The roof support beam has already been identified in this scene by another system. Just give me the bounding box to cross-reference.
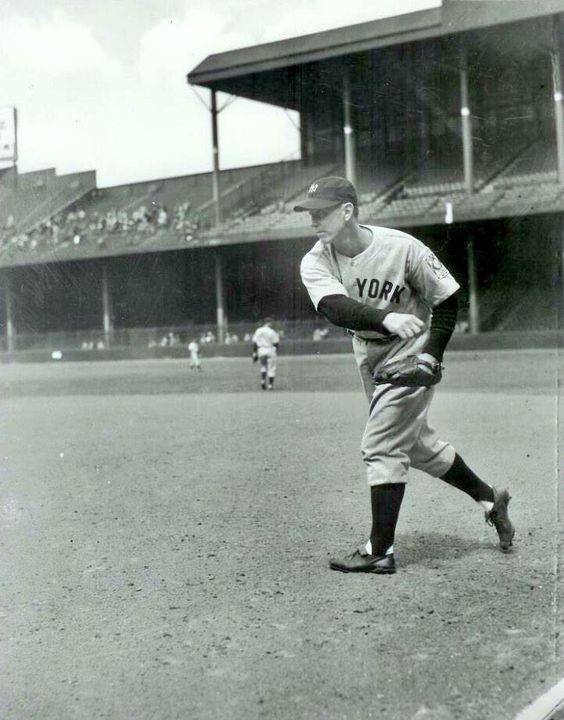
[460,46,475,194]
[560,215,564,320]
[466,237,480,333]
[342,69,357,187]
[551,15,564,184]
[3,271,15,352]
[211,90,222,225]
[214,251,226,345]
[101,263,113,348]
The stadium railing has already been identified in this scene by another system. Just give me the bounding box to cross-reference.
[18,171,97,234]
[4,319,339,353]
[196,159,301,228]
[2,313,475,354]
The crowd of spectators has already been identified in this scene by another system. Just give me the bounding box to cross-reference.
[0,197,201,255]
[147,329,245,349]
[192,330,242,345]
[312,327,330,341]
[81,339,107,350]
[145,327,297,349]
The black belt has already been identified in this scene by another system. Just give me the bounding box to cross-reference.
[354,333,395,344]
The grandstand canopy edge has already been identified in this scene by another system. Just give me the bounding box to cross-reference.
[187,1,564,108]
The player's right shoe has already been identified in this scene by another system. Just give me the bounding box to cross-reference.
[329,544,396,574]
[485,487,515,553]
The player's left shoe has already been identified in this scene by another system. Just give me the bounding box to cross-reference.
[329,544,396,574]
[485,487,515,553]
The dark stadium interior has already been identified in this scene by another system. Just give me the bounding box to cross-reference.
[0,213,559,349]
[0,0,563,355]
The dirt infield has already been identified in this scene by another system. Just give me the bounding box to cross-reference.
[0,350,561,720]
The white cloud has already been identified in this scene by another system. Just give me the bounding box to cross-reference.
[134,3,300,182]
[138,5,255,91]
[0,12,121,78]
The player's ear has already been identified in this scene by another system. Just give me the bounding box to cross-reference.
[343,202,355,222]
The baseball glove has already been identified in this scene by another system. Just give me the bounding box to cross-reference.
[252,352,258,363]
[373,355,442,388]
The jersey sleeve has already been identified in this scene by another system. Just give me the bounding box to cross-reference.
[300,251,348,310]
[407,240,460,308]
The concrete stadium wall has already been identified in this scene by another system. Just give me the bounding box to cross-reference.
[1,330,561,364]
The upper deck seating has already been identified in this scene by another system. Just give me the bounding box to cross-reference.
[489,141,558,188]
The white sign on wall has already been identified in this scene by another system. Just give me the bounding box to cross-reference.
[0,107,17,163]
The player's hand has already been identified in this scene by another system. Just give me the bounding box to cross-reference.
[382,312,425,339]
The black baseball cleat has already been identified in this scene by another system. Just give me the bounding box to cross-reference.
[485,487,515,553]
[330,544,396,574]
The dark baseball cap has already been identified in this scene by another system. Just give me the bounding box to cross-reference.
[294,176,358,212]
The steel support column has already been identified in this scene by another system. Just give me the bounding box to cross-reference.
[460,48,474,194]
[342,69,357,187]
[101,264,113,347]
[4,272,15,352]
[211,90,222,226]
[466,238,480,334]
[560,214,564,329]
[214,252,226,344]
[552,16,564,184]
[300,112,314,165]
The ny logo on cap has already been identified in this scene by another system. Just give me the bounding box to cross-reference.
[309,182,319,194]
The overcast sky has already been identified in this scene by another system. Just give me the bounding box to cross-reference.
[2,0,441,187]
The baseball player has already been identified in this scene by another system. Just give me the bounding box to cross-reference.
[187,339,202,370]
[252,318,280,390]
[296,176,514,574]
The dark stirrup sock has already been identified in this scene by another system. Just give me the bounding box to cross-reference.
[369,483,406,557]
[440,453,494,503]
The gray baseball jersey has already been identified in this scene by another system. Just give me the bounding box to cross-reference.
[252,325,280,353]
[300,225,459,348]
[252,324,279,378]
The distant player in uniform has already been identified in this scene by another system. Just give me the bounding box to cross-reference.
[252,318,280,390]
[296,176,514,574]
[187,339,202,370]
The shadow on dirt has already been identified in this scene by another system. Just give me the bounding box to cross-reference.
[397,532,491,568]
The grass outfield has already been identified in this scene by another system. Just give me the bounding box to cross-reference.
[0,350,561,720]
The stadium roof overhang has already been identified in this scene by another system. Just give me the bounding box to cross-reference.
[187,0,564,110]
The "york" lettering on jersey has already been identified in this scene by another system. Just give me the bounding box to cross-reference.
[355,277,406,304]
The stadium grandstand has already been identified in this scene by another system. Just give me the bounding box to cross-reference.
[0,0,563,358]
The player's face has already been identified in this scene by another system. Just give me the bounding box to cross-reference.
[309,204,349,244]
